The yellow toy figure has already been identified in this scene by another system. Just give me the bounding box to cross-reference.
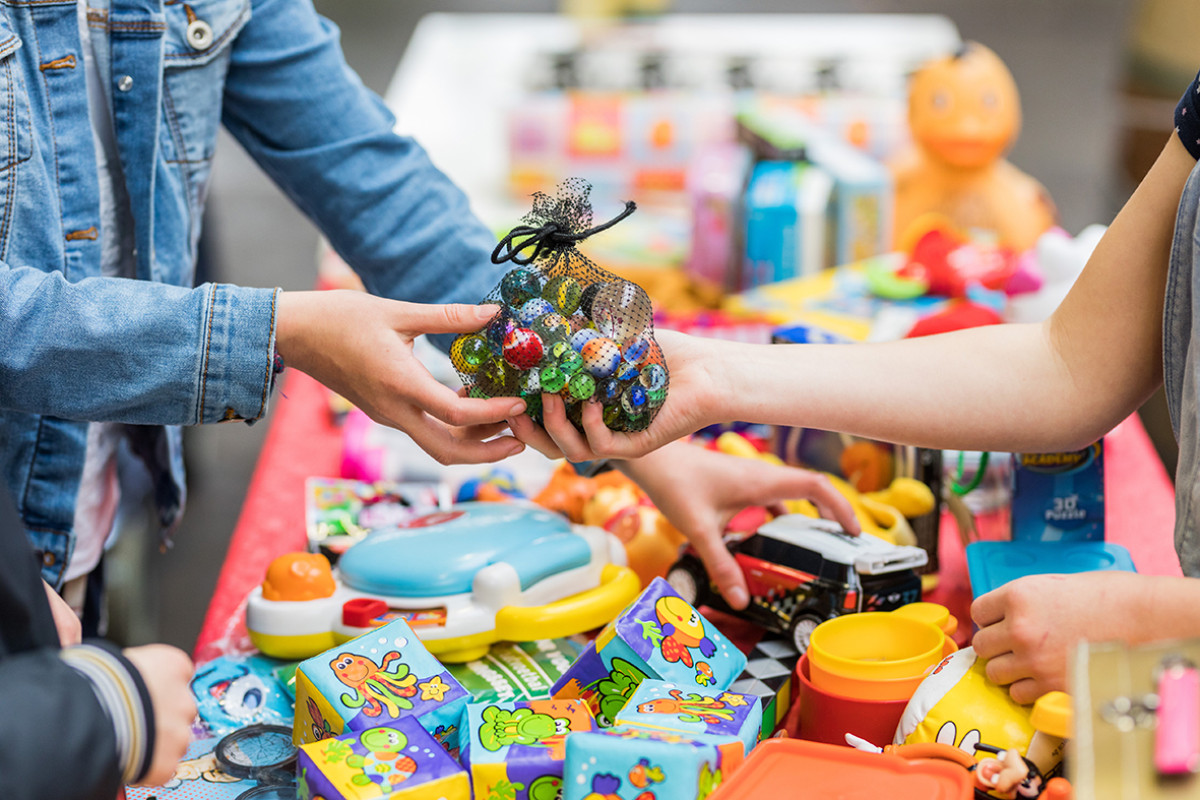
[891,42,1057,252]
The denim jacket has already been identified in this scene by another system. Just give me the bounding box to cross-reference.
[0,0,502,586]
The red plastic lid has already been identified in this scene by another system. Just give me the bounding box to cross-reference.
[342,597,388,628]
[710,738,974,800]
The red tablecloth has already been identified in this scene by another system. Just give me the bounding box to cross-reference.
[195,370,1181,661]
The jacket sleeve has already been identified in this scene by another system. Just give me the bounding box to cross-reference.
[0,265,278,424]
[0,643,156,799]
[219,0,506,351]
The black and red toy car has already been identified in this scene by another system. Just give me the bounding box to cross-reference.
[666,515,927,652]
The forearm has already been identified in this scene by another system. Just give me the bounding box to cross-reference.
[1131,576,1200,645]
[700,136,1196,453]
[701,324,1081,453]
[615,439,688,483]
[0,267,277,425]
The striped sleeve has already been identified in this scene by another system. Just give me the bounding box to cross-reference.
[59,642,155,785]
[1175,69,1200,160]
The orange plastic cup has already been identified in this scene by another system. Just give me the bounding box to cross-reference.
[807,612,945,701]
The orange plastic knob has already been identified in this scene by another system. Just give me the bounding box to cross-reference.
[262,552,335,601]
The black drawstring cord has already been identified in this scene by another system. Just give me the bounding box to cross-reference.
[491,201,637,265]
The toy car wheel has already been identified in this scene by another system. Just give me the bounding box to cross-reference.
[666,558,707,606]
[789,613,823,654]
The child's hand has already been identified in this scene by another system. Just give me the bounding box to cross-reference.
[970,571,1149,704]
[123,644,196,787]
[509,329,720,462]
[42,579,81,646]
[276,291,525,466]
[621,441,860,610]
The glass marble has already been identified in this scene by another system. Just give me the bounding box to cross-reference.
[597,378,623,405]
[518,297,555,327]
[615,361,640,382]
[602,404,624,430]
[499,267,543,308]
[645,386,667,407]
[592,280,653,341]
[621,335,650,364]
[521,368,541,395]
[558,349,584,376]
[543,274,583,316]
[581,337,621,378]
[570,314,596,333]
[639,362,668,391]
[523,393,543,422]
[568,372,596,400]
[451,334,489,373]
[481,358,518,394]
[569,327,600,353]
[550,341,573,360]
[539,365,567,394]
[621,384,648,416]
[502,328,544,370]
[486,315,516,353]
[531,312,570,346]
[625,411,651,432]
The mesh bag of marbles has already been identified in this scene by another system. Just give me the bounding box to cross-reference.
[449,179,668,433]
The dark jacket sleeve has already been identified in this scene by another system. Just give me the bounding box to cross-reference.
[0,648,124,799]
[0,488,154,796]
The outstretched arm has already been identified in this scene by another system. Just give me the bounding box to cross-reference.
[525,135,1195,461]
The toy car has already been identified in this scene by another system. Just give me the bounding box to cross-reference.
[247,502,640,663]
[666,515,927,652]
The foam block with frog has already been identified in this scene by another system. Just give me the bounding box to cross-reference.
[460,698,596,800]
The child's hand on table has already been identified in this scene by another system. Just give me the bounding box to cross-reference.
[619,442,860,610]
[123,644,197,787]
[970,571,1151,704]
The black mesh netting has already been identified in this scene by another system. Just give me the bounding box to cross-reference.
[449,179,669,433]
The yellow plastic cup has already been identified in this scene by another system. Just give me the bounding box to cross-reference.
[893,601,960,657]
[892,601,958,637]
[807,612,945,701]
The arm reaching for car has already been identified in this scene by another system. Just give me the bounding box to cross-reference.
[617,441,860,610]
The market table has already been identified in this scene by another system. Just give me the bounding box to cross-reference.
[194,368,1180,664]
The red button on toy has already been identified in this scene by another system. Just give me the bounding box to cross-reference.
[342,597,388,628]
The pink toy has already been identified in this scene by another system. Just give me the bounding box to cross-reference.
[1155,657,1200,776]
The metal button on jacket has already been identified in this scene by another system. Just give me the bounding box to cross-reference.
[187,19,214,51]
[117,75,133,92]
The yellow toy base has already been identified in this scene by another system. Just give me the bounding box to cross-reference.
[421,564,641,663]
[248,629,336,662]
